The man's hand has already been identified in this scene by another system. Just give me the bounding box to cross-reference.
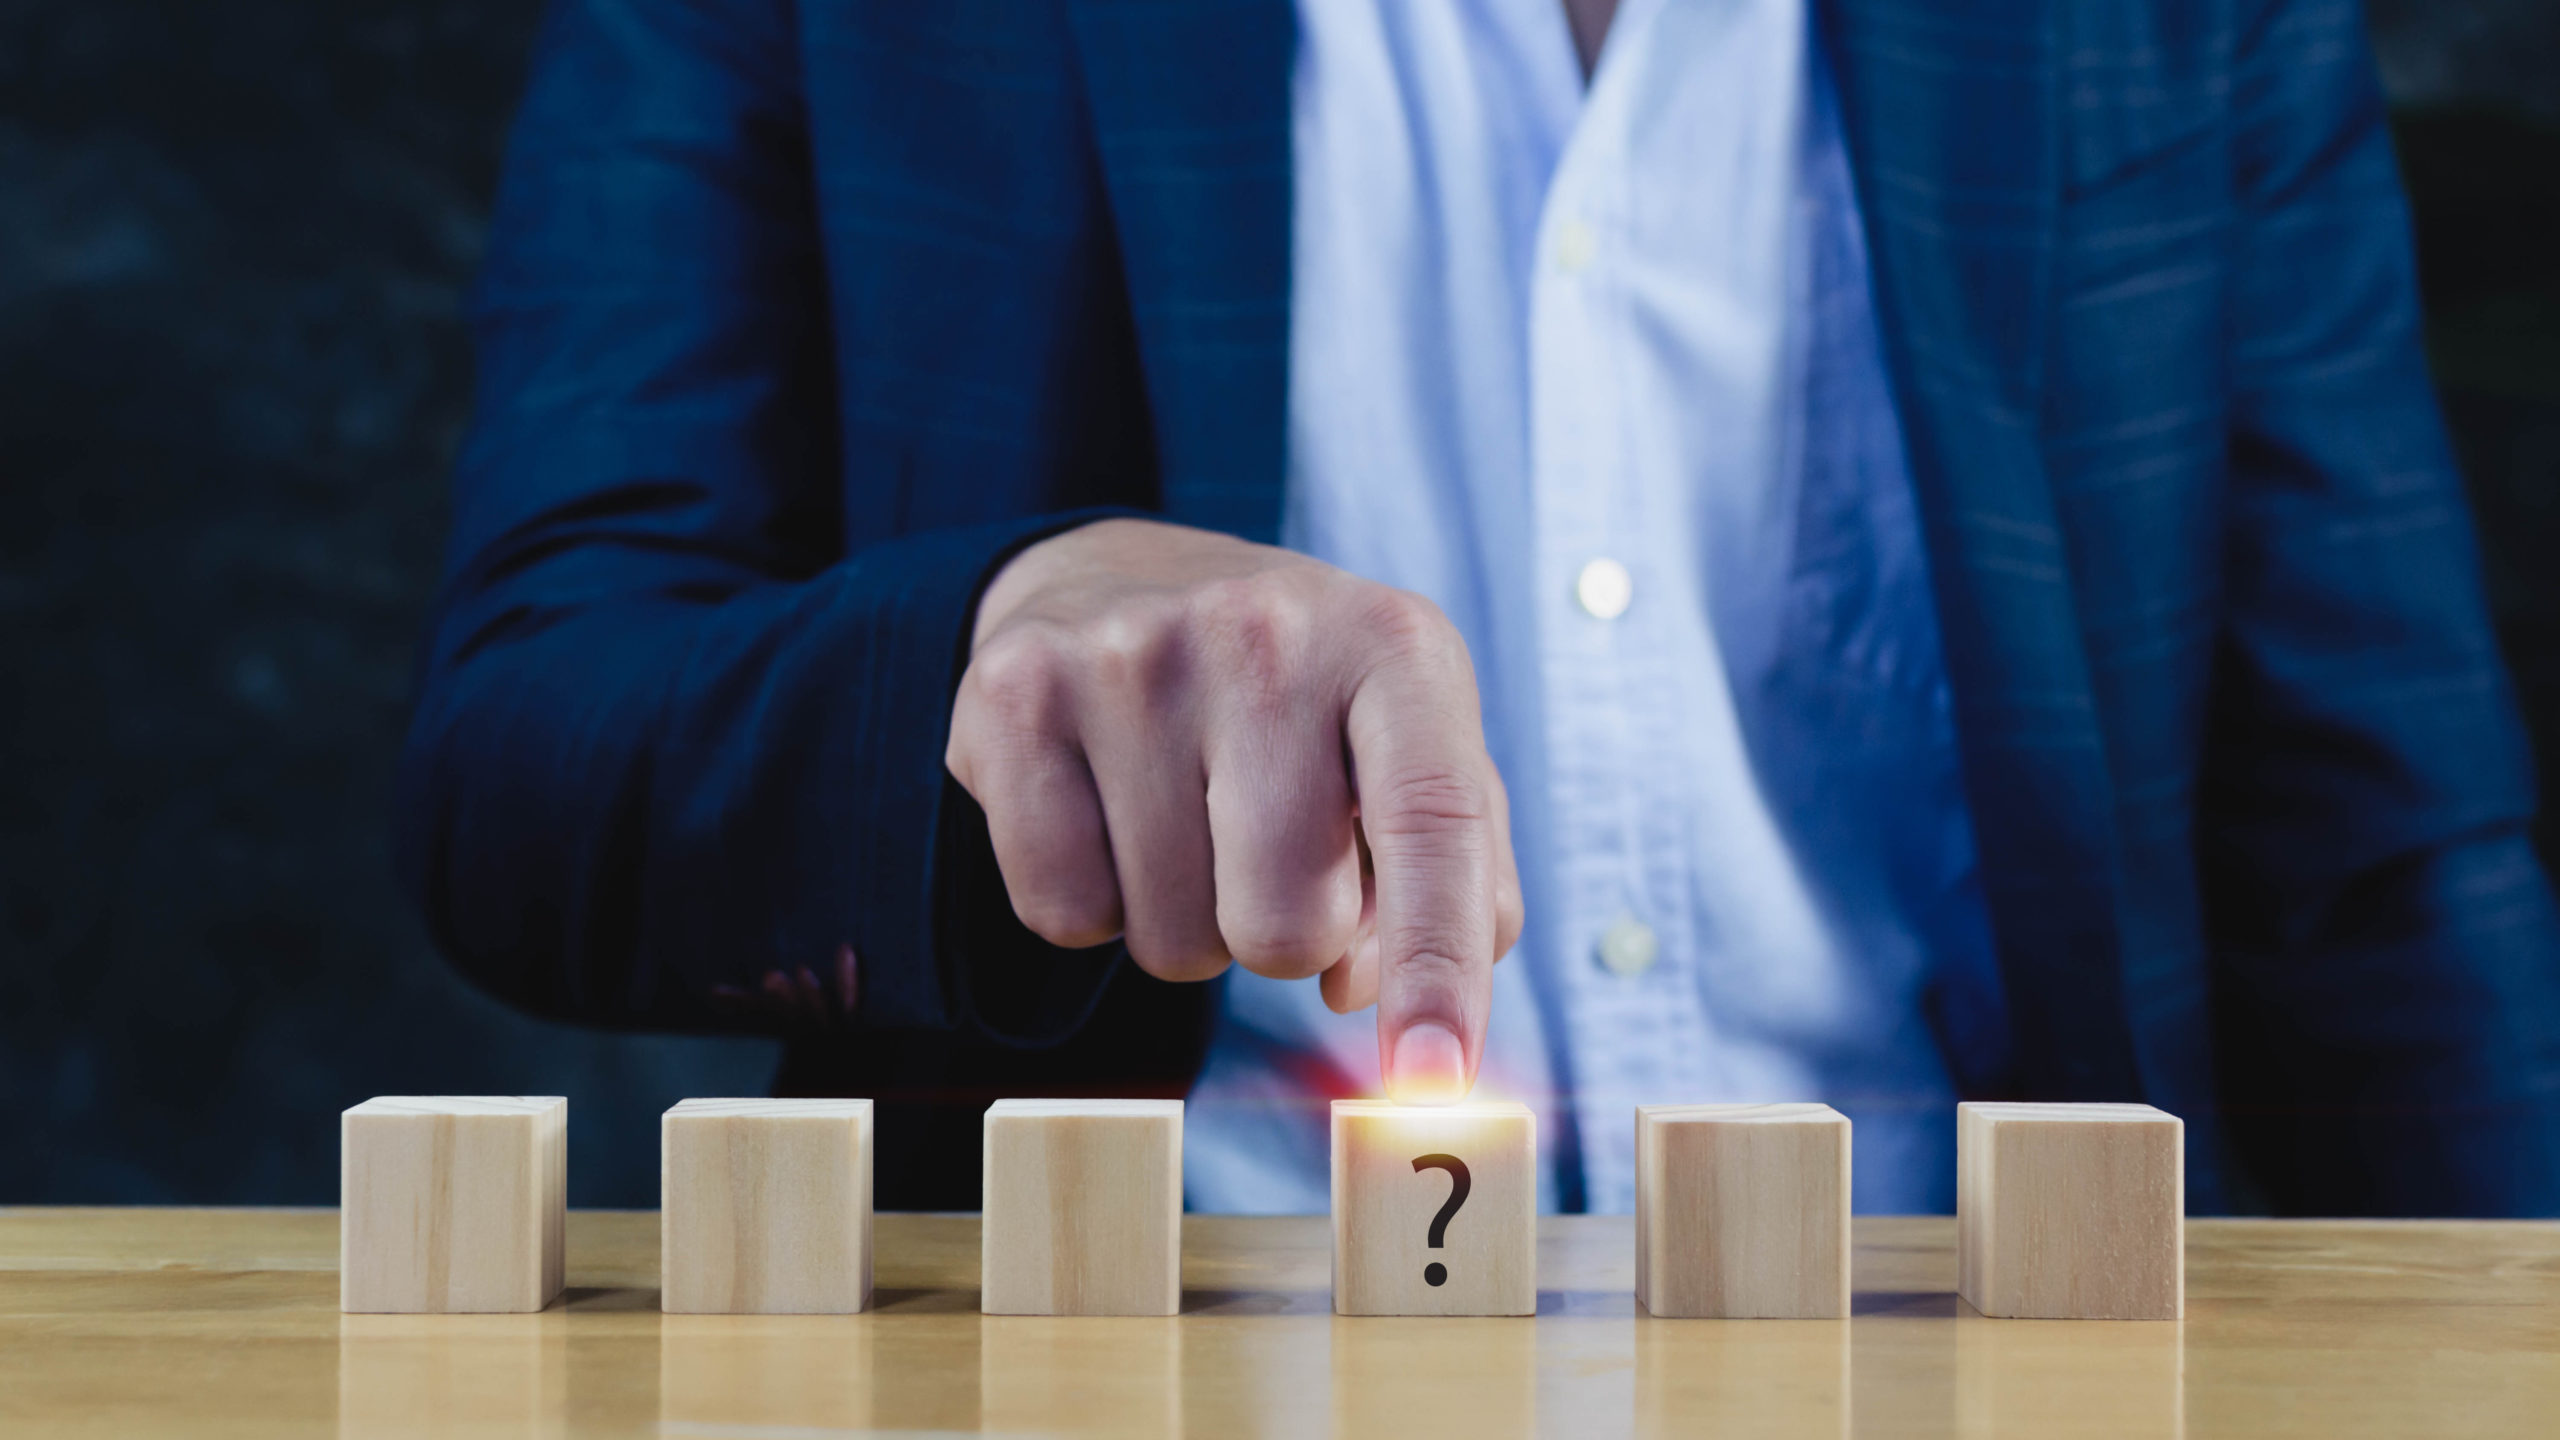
[946,519,1523,1102]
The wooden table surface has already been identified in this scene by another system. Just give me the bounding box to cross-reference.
[2,1209,2554,1437]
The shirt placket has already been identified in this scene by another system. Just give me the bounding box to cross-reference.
[1527,126,1718,1215]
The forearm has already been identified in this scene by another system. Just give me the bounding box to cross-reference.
[395,512,1112,1035]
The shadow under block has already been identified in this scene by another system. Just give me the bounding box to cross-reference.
[662,1098,874,1314]
[980,1098,1182,1316]
[1957,1102,2184,1320]
[1635,1102,1850,1318]
[339,1096,566,1313]
[1331,1100,1535,1316]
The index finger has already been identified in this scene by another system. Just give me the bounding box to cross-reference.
[1341,613,1505,1106]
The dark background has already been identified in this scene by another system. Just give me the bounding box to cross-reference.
[3,0,2555,1208]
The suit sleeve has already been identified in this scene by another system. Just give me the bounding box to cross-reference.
[394,0,1110,1037]
[2202,0,2560,1214]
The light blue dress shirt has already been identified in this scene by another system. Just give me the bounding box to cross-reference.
[1185,0,2008,1215]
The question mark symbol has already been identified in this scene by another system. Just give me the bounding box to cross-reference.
[1411,1154,1471,1286]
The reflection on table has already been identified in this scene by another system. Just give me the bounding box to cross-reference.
[0,1210,2548,1437]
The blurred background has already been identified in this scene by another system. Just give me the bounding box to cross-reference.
[2,0,2555,1207]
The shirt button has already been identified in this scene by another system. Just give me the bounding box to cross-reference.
[1596,913,1659,977]
[1554,219,1598,273]
[1575,557,1632,619]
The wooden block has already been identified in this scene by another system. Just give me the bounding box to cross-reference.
[340,1096,566,1313]
[1957,1102,2184,1320]
[661,1098,874,1314]
[1331,1100,1535,1316]
[980,1098,1183,1316]
[1635,1102,1850,1318]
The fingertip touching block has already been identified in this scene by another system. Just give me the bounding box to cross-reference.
[1331,1100,1535,1316]
[1957,1102,2184,1320]
[1636,1102,1850,1318]
[980,1098,1183,1316]
[662,1098,875,1314]
[340,1096,567,1313]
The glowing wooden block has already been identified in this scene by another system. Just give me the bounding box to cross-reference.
[980,1098,1183,1316]
[1636,1102,1850,1318]
[661,1098,874,1314]
[340,1096,566,1313]
[1331,1100,1535,1316]
[1958,1102,2184,1320]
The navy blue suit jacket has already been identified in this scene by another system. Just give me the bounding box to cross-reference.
[399,0,2560,1213]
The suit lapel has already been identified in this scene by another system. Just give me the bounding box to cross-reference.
[1820,0,2145,1099]
[1066,0,1294,543]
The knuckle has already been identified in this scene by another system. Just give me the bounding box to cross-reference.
[965,625,1073,726]
[1011,889,1121,952]
[1397,947,1468,983]
[1117,886,1231,983]
[1388,948,1473,1006]
[1192,578,1309,696]
[1088,599,1188,695]
[1366,763,1493,838]
[1222,914,1341,979]
[1357,586,1458,663]
[1125,937,1232,985]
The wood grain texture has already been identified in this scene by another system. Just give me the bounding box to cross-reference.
[660,1098,872,1314]
[1636,1101,1850,1318]
[6,1210,2560,1436]
[338,1097,564,1314]
[980,1098,1181,1316]
[1331,1100,1535,1316]
[1958,1101,2184,1320]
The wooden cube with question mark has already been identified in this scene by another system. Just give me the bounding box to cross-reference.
[1330,1100,1536,1316]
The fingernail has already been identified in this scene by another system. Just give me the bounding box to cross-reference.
[1388,1022,1469,1105]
